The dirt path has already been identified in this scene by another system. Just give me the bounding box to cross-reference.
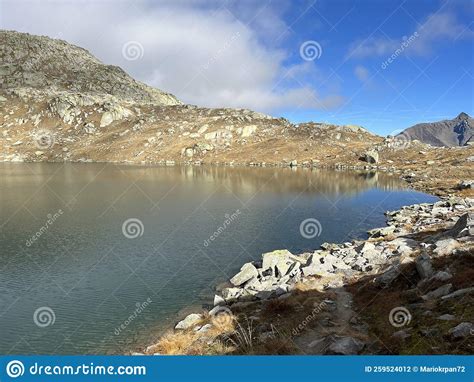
[293,287,367,354]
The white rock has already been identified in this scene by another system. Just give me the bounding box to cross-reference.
[230,262,259,286]
[175,313,202,330]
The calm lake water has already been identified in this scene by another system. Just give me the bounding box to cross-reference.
[0,163,437,354]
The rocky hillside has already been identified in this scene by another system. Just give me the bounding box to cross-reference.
[397,113,473,147]
[0,31,379,166]
[0,30,180,105]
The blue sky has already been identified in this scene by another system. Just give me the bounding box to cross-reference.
[1,0,473,135]
[271,0,474,134]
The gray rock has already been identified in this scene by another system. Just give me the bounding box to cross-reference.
[388,237,418,256]
[363,150,379,164]
[392,329,412,340]
[415,253,434,279]
[422,284,452,300]
[433,238,459,256]
[213,294,225,306]
[230,262,259,286]
[449,322,473,339]
[261,249,300,277]
[368,225,396,238]
[175,313,202,330]
[441,287,474,300]
[458,180,473,190]
[445,213,473,238]
[437,314,455,321]
[221,287,242,302]
[431,271,452,282]
[374,264,400,287]
[326,336,364,355]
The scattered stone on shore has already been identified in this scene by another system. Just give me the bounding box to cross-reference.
[159,196,473,355]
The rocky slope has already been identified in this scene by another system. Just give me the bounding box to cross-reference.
[1,30,180,105]
[397,112,473,147]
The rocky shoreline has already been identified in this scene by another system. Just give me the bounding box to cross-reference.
[142,195,473,355]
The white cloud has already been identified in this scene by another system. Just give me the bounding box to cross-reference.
[354,65,369,81]
[348,11,472,59]
[1,0,343,113]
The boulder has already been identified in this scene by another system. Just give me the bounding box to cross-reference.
[444,213,473,238]
[437,314,455,321]
[457,180,473,190]
[441,287,474,300]
[241,125,257,138]
[363,150,379,164]
[230,262,259,286]
[415,253,434,279]
[422,284,452,300]
[368,225,395,238]
[391,329,412,340]
[431,271,452,282]
[388,237,418,256]
[221,287,242,302]
[374,264,400,287]
[433,238,459,256]
[326,336,364,355]
[213,294,225,306]
[261,249,300,277]
[448,322,473,339]
[175,313,202,330]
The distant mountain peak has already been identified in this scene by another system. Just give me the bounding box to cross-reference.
[397,113,473,147]
[456,112,470,121]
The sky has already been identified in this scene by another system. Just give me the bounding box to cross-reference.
[1,0,473,135]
